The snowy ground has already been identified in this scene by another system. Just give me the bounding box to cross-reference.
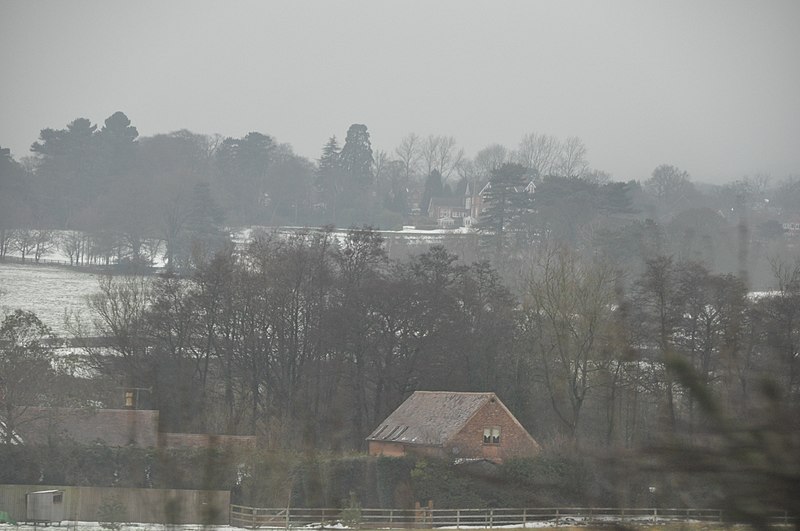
[0,262,100,336]
[0,225,464,336]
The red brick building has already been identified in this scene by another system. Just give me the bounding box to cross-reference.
[367,391,540,463]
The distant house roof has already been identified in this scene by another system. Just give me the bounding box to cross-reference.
[367,391,498,447]
[428,196,468,216]
[479,181,535,195]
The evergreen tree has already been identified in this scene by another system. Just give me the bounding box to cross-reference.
[476,163,535,254]
[97,111,139,178]
[420,169,444,215]
[339,124,374,186]
[317,136,341,182]
[31,117,100,226]
[380,160,409,214]
[316,136,343,223]
[214,132,274,224]
[338,124,374,217]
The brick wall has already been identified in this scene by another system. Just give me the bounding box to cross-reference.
[369,441,445,459]
[368,441,406,457]
[17,408,159,448]
[446,399,540,462]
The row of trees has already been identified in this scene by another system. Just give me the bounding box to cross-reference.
[2,228,798,515]
[4,229,791,450]
[4,113,799,284]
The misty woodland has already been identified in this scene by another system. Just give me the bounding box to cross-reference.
[1,112,799,525]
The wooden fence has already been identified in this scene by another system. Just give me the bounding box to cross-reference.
[0,255,157,274]
[229,505,796,529]
[1,255,99,269]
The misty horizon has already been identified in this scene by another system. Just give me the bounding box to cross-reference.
[2,0,799,184]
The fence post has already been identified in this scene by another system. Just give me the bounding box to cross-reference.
[286,507,290,529]
[522,508,526,526]
[555,508,560,526]
[489,508,493,529]
[456,509,460,528]
[251,507,256,529]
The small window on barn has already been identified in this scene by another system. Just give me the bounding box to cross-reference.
[53,493,63,504]
[483,427,501,444]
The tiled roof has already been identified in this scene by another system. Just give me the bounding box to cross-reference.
[367,391,495,447]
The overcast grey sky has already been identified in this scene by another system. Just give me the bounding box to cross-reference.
[2,0,799,183]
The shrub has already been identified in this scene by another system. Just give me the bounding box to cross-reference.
[97,495,127,530]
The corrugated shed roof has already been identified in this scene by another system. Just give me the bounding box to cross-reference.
[367,391,495,447]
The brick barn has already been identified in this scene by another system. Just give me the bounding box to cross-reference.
[367,391,540,463]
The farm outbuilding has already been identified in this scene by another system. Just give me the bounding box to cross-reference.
[26,490,65,523]
[367,391,540,463]
[0,485,231,525]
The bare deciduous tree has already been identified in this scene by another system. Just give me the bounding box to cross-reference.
[395,133,421,183]
[646,164,696,219]
[516,133,561,177]
[9,229,38,262]
[59,230,86,266]
[32,229,54,263]
[474,144,510,180]
[421,135,463,180]
[557,136,589,179]
[372,149,390,188]
[522,243,617,442]
[0,310,56,444]
[86,275,153,386]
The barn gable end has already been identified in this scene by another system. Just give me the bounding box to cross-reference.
[367,391,540,463]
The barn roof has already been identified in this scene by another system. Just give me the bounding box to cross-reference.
[367,391,496,447]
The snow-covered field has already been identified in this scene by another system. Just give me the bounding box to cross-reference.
[0,262,101,336]
[0,226,463,336]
